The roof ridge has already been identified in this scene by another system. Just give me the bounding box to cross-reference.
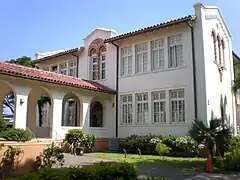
[105,15,194,43]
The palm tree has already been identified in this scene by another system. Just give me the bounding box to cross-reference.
[189,119,231,157]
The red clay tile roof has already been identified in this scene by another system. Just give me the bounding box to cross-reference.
[0,62,115,94]
[34,47,84,63]
[105,15,195,43]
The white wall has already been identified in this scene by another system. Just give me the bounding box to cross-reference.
[194,3,236,133]
[115,26,195,137]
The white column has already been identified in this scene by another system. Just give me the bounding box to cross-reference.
[82,96,93,134]
[14,86,31,129]
[51,91,65,140]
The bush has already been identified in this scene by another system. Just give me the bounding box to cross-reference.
[64,129,85,146]
[35,142,65,169]
[155,143,169,156]
[0,128,32,142]
[228,136,240,152]
[120,134,161,154]
[120,134,198,156]
[224,149,240,171]
[83,134,96,151]
[4,162,137,180]
[0,117,7,133]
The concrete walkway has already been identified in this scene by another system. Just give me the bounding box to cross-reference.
[62,153,240,180]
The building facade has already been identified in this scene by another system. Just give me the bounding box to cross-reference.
[0,3,237,142]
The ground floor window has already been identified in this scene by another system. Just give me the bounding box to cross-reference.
[121,95,132,124]
[136,93,148,124]
[90,101,103,127]
[170,89,185,123]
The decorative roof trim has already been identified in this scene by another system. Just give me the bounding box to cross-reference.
[105,15,195,43]
[34,47,84,63]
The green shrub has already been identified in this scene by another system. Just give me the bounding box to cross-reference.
[224,149,240,171]
[4,162,137,180]
[155,143,169,156]
[1,128,32,142]
[83,134,96,151]
[120,134,161,154]
[35,142,65,169]
[0,117,7,133]
[64,129,96,151]
[228,136,240,152]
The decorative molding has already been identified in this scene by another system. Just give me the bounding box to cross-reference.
[205,14,218,20]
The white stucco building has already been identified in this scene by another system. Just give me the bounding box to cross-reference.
[0,3,238,146]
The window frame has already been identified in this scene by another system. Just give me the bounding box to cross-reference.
[120,94,133,125]
[152,91,166,124]
[91,54,99,81]
[168,34,183,68]
[68,60,77,77]
[100,52,106,80]
[121,46,132,76]
[59,62,67,75]
[151,38,165,71]
[169,89,185,124]
[135,93,148,124]
[135,42,148,73]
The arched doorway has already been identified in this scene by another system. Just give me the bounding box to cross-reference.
[27,87,52,138]
[90,101,103,127]
[0,81,16,128]
[62,93,81,127]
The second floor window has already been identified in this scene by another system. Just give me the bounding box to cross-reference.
[121,46,132,76]
[168,34,183,68]
[135,42,148,73]
[68,61,77,77]
[59,63,67,75]
[151,39,165,70]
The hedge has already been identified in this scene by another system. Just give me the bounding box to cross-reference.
[4,162,137,180]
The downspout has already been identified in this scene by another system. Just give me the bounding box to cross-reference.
[109,42,119,137]
[187,21,198,119]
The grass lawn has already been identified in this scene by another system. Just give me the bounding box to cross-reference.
[90,152,207,172]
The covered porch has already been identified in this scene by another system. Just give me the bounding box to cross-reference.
[0,62,116,140]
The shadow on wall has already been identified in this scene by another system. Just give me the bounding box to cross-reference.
[210,94,233,130]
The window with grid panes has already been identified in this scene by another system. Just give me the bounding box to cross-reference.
[92,56,98,80]
[170,89,185,123]
[121,95,132,124]
[151,39,165,70]
[152,91,166,123]
[136,93,148,124]
[59,63,67,75]
[135,42,148,73]
[121,46,132,76]
[68,61,77,77]
[101,53,106,79]
[168,34,183,68]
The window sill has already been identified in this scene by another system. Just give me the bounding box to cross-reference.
[61,126,82,129]
[92,79,107,83]
[89,127,107,130]
[119,66,187,79]
[119,123,188,127]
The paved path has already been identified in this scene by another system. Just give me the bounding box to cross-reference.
[62,153,240,180]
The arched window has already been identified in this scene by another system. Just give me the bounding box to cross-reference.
[88,38,106,81]
[221,38,225,67]
[90,101,103,127]
[62,93,80,127]
[212,30,217,63]
[217,35,222,65]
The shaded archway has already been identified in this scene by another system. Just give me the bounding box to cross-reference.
[27,87,52,138]
[62,93,81,127]
[0,80,16,127]
[90,101,103,127]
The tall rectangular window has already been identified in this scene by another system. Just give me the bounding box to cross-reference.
[101,54,106,79]
[170,89,185,123]
[92,56,98,80]
[168,34,183,68]
[135,42,148,73]
[151,39,165,70]
[121,95,133,124]
[42,67,49,71]
[152,91,166,123]
[136,93,148,124]
[68,61,77,77]
[59,63,67,75]
[121,46,132,76]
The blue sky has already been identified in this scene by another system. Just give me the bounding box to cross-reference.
[0,0,239,61]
